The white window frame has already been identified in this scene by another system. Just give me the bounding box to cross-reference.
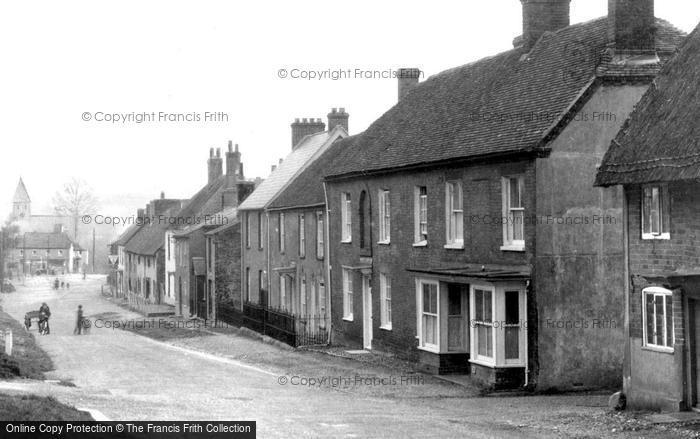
[257,212,264,249]
[378,189,391,244]
[501,176,525,252]
[445,181,464,249]
[469,284,528,368]
[642,286,674,353]
[380,273,392,330]
[299,214,306,258]
[279,212,285,253]
[245,213,251,249]
[414,186,428,246]
[316,211,324,259]
[341,193,352,243]
[642,185,670,240]
[318,280,326,317]
[342,268,353,321]
[416,279,440,352]
[279,274,287,311]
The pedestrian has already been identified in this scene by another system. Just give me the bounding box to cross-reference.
[74,305,84,335]
[60,281,65,289]
[54,278,59,290]
[66,283,70,289]
[39,302,51,335]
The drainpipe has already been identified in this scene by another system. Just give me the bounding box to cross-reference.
[623,187,631,397]
[323,181,332,343]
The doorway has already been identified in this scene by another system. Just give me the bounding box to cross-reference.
[689,299,700,408]
[362,273,373,350]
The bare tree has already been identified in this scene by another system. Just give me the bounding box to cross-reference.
[0,222,20,284]
[53,178,98,239]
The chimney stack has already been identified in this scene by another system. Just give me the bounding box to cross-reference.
[208,147,223,184]
[137,208,145,220]
[226,141,241,178]
[397,68,421,101]
[291,117,326,149]
[520,0,571,50]
[271,165,277,173]
[608,0,656,53]
[327,108,350,133]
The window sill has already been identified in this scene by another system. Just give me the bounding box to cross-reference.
[379,325,392,331]
[500,244,525,252]
[469,358,496,368]
[341,240,352,244]
[413,241,428,248]
[342,316,354,322]
[417,345,440,354]
[377,240,391,246]
[642,233,670,241]
[444,243,464,250]
[641,345,674,354]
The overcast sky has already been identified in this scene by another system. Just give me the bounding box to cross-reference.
[1,0,699,220]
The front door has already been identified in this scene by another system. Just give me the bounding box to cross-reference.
[195,276,206,319]
[362,273,373,350]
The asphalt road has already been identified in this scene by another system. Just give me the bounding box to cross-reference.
[0,275,631,439]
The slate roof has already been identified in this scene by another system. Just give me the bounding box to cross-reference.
[268,135,358,210]
[596,24,700,186]
[13,178,30,203]
[20,232,76,249]
[174,176,227,224]
[176,206,240,237]
[238,127,346,211]
[325,18,685,180]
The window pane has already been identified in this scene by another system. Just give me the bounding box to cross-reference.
[513,210,524,241]
[655,295,664,346]
[505,327,520,359]
[666,295,673,347]
[651,187,660,233]
[505,291,519,324]
[478,325,493,357]
[643,188,652,235]
[475,290,483,321]
[483,290,492,322]
[645,294,654,344]
[510,178,521,208]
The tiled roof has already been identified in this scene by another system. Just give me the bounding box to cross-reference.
[325,18,685,179]
[124,208,179,256]
[596,24,700,186]
[112,224,142,247]
[238,127,346,211]
[268,135,357,210]
[176,206,240,237]
[174,176,226,224]
[19,232,76,249]
[13,178,30,203]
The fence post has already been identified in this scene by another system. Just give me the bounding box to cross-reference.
[5,330,12,356]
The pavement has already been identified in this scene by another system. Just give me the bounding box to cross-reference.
[0,275,696,438]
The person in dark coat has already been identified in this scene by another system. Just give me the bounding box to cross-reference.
[39,302,51,335]
[74,305,84,335]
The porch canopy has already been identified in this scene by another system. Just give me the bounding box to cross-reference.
[407,264,530,283]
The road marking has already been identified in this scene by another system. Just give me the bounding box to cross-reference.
[136,335,278,377]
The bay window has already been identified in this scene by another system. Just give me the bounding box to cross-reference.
[419,280,439,350]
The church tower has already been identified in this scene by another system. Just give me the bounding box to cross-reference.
[12,177,31,219]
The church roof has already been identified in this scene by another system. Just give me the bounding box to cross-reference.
[13,178,31,203]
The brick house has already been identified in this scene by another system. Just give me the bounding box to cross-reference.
[323,0,684,390]
[171,143,255,318]
[595,24,700,411]
[238,113,348,339]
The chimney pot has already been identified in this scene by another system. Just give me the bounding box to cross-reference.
[327,107,350,133]
[291,115,326,149]
[216,148,221,158]
[228,140,233,152]
[161,191,165,199]
[271,165,277,172]
[209,147,214,158]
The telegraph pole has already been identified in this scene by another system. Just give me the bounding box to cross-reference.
[92,227,96,274]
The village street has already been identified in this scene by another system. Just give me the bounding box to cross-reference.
[0,276,691,438]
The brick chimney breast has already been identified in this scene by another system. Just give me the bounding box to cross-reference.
[208,147,223,184]
[291,117,326,149]
[397,68,421,101]
[520,0,571,50]
[608,0,656,53]
[327,107,350,133]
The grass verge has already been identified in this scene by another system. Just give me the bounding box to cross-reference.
[0,307,53,379]
[0,393,93,421]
